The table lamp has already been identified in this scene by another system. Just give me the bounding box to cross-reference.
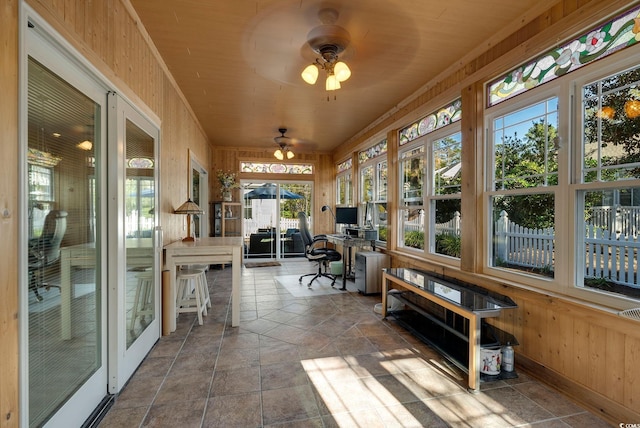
[175,198,203,242]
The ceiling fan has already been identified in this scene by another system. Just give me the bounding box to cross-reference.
[273,128,294,160]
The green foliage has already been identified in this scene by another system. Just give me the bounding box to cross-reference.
[435,233,461,258]
[378,226,388,241]
[404,231,424,249]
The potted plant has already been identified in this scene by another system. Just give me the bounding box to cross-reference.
[216,170,238,201]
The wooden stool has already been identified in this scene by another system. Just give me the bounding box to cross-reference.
[130,270,154,332]
[176,268,208,325]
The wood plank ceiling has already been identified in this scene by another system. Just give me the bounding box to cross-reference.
[129,0,559,154]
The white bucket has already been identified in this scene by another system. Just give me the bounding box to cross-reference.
[373,295,404,314]
[480,347,501,375]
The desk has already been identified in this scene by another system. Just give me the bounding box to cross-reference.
[381,268,517,392]
[164,237,243,332]
[325,234,375,290]
[60,239,153,340]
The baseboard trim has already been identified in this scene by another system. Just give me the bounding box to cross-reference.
[516,353,638,425]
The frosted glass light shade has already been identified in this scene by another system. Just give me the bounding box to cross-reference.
[274,149,284,160]
[301,64,319,84]
[326,75,341,91]
[334,61,351,82]
[286,150,294,159]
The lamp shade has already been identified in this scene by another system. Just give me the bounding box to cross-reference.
[301,64,319,85]
[325,74,341,91]
[274,149,284,160]
[174,198,203,214]
[334,61,351,82]
[286,150,294,159]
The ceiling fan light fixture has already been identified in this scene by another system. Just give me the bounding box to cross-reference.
[301,8,351,92]
[273,128,294,160]
[301,64,319,85]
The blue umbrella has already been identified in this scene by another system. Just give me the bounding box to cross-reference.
[245,184,303,199]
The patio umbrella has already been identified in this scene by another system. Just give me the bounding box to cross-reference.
[245,184,303,200]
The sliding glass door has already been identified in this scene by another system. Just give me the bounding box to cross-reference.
[243,182,311,260]
[23,11,161,426]
[24,31,108,427]
[108,94,161,391]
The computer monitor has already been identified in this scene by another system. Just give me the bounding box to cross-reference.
[335,206,358,225]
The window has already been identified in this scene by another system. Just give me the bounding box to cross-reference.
[487,97,558,279]
[359,139,388,243]
[431,132,462,258]
[336,158,353,206]
[577,63,640,299]
[399,144,425,251]
[483,4,640,303]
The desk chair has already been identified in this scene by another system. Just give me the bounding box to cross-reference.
[28,210,67,301]
[297,212,341,287]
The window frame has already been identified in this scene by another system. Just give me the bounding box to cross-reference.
[397,124,462,266]
[359,152,388,245]
[482,41,640,307]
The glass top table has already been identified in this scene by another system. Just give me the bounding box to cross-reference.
[384,268,517,313]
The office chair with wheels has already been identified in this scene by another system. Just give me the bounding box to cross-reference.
[297,211,341,287]
[28,210,67,301]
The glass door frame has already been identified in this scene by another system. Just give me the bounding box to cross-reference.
[242,180,312,260]
[107,93,161,393]
[20,8,109,427]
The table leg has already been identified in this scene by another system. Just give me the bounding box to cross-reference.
[381,273,389,318]
[231,246,241,326]
[468,314,481,393]
[167,259,177,333]
[340,246,350,290]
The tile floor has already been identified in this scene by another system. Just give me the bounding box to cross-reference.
[98,259,612,427]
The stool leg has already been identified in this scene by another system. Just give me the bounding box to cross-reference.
[200,272,211,309]
[194,276,204,325]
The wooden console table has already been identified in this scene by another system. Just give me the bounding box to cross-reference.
[382,268,518,392]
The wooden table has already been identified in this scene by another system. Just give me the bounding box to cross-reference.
[164,237,243,333]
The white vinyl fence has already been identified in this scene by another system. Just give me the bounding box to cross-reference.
[585,225,639,287]
[495,209,640,288]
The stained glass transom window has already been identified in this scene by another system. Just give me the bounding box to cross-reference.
[358,139,387,164]
[240,162,313,174]
[488,5,640,106]
[337,158,352,173]
[399,99,462,145]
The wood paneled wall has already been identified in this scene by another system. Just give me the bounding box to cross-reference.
[1,0,20,425]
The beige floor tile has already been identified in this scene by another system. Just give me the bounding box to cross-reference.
[99,262,612,428]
